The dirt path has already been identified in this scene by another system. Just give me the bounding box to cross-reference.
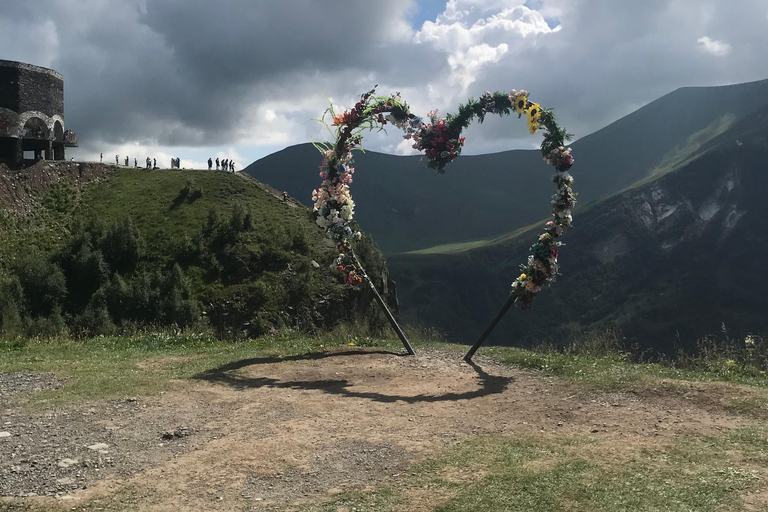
[0,348,759,511]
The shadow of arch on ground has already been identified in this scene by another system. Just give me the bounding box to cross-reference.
[193,349,514,404]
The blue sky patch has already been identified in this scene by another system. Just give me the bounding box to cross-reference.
[410,0,447,28]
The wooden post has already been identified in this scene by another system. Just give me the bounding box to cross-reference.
[348,249,416,355]
[464,294,516,362]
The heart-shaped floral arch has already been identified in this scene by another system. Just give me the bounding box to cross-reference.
[311,87,576,359]
[312,87,575,314]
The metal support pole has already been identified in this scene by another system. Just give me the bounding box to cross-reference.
[348,249,416,355]
[464,294,516,362]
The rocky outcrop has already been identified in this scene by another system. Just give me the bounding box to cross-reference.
[593,160,746,262]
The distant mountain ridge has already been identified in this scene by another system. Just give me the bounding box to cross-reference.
[245,78,768,254]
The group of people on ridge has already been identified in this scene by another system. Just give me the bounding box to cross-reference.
[208,157,235,172]
[103,153,159,169]
[101,152,234,171]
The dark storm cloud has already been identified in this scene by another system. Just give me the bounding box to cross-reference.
[1,0,421,148]
[141,1,411,82]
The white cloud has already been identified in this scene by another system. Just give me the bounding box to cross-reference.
[697,36,732,56]
[448,43,509,89]
[416,4,552,91]
[388,138,420,156]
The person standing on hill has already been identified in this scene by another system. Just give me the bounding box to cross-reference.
[153,158,157,169]
[125,156,129,166]
[208,158,213,170]
[116,154,119,165]
[100,153,103,163]
[215,157,220,170]
[230,161,235,172]
[134,158,138,168]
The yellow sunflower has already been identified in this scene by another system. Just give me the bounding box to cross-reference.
[513,94,528,114]
[527,103,541,123]
[527,117,539,134]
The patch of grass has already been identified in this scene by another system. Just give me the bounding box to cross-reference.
[483,342,768,389]
[0,329,431,406]
[303,427,768,512]
[402,222,541,256]
[479,345,768,419]
[78,169,308,257]
[0,332,329,405]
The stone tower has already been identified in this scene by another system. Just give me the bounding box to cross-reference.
[0,60,78,167]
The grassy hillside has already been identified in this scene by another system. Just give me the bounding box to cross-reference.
[245,78,768,253]
[0,165,395,338]
[388,108,768,353]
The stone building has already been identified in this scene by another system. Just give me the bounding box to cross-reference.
[0,59,78,167]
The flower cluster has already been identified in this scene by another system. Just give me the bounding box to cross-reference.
[312,87,413,285]
[405,110,466,172]
[509,97,576,309]
[509,89,542,134]
[312,150,359,242]
[334,251,364,286]
[544,145,574,170]
[510,89,528,114]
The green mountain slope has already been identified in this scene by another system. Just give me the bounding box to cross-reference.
[388,104,768,353]
[245,78,768,253]
[0,164,395,337]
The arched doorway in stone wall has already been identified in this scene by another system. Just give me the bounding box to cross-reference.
[21,117,51,161]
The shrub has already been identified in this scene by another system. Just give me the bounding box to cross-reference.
[0,276,24,334]
[100,217,142,276]
[25,307,68,338]
[15,257,67,317]
[158,264,199,327]
[56,242,110,314]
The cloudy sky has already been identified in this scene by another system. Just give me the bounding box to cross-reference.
[2,0,767,169]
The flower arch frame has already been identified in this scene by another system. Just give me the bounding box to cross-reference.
[312,87,576,359]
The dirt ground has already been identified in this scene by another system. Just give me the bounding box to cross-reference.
[0,348,761,511]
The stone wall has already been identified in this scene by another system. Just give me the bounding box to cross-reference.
[18,66,64,118]
[0,60,64,117]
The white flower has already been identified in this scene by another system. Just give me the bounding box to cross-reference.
[340,204,354,220]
